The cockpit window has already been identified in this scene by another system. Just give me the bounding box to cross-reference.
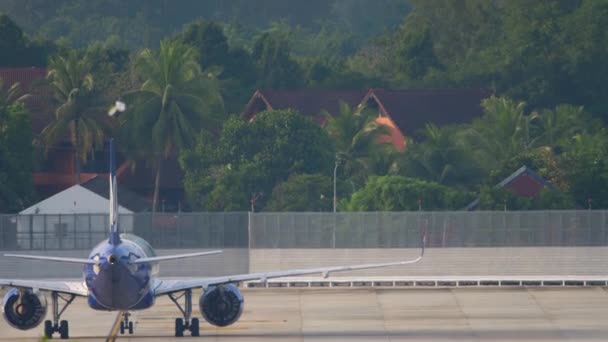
[92,255,100,275]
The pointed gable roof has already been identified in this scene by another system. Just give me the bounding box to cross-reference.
[497,165,554,198]
[363,88,492,135]
[19,182,135,215]
[242,89,367,120]
[466,165,555,210]
[81,176,150,212]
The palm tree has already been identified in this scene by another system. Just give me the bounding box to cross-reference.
[536,104,591,148]
[465,96,538,172]
[400,124,481,187]
[40,52,110,184]
[322,101,391,192]
[120,40,223,212]
[0,78,29,110]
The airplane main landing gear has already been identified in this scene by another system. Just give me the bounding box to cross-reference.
[168,289,199,337]
[44,291,76,340]
[119,311,134,334]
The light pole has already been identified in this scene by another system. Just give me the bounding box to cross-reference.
[333,154,340,213]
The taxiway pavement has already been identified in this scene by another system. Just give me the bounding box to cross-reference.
[1,287,608,341]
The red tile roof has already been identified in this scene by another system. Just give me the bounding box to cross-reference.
[243,88,493,136]
[498,165,554,198]
[0,67,47,91]
[364,88,493,135]
[242,89,368,120]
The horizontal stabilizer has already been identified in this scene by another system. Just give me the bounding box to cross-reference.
[133,250,222,264]
[4,254,97,265]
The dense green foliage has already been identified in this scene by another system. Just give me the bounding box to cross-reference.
[400,124,482,188]
[343,176,473,211]
[0,14,56,67]
[560,130,608,209]
[363,0,608,120]
[477,187,575,211]
[0,0,410,48]
[0,102,34,212]
[266,174,334,212]
[180,110,335,211]
[2,1,608,211]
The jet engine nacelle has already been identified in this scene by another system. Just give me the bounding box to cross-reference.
[2,288,47,330]
[199,284,244,327]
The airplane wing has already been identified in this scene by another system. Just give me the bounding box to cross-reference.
[154,234,425,296]
[133,250,222,264]
[4,254,97,264]
[0,279,88,297]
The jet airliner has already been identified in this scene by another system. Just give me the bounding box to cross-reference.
[0,139,425,339]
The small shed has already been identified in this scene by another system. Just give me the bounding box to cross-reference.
[496,165,555,197]
[466,166,555,210]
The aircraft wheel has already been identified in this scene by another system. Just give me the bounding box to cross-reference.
[120,321,125,334]
[190,318,200,337]
[128,321,134,334]
[44,320,54,338]
[59,320,69,339]
[175,318,184,337]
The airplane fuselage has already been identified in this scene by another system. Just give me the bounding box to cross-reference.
[84,234,158,311]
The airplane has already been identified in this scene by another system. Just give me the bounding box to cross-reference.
[0,139,425,339]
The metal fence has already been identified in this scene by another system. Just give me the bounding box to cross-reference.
[0,213,249,250]
[1,211,607,251]
[250,211,608,248]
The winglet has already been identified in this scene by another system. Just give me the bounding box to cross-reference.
[108,138,121,246]
[421,228,427,257]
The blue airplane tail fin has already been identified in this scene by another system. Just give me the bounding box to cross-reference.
[108,138,121,245]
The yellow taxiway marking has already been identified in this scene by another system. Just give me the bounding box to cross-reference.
[106,311,123,342]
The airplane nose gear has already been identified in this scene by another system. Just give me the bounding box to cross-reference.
[43,291,76,340]
[168,289,200,337]
[119,311,134,334]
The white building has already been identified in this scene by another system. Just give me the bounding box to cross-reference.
[17,176,149,250]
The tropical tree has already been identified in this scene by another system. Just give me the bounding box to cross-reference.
[465,96,538,172]
[477,186,575,211]
[0,102,34,212]
[40,52,110,184]
[322,102,391,192]
[0,78,29,110]
[561,130,608,208]
[251,30,304,89]
[121,39,223,212]
[342,175,472,211]
[181,109,334,211]
[535,104,595,148]
[265,174,334,212]
[401,124,482,188]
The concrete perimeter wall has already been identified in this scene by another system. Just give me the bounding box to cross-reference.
[1,247,606,279]
[249,247,608,277]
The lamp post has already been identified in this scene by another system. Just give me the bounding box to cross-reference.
[333,154,340,213]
